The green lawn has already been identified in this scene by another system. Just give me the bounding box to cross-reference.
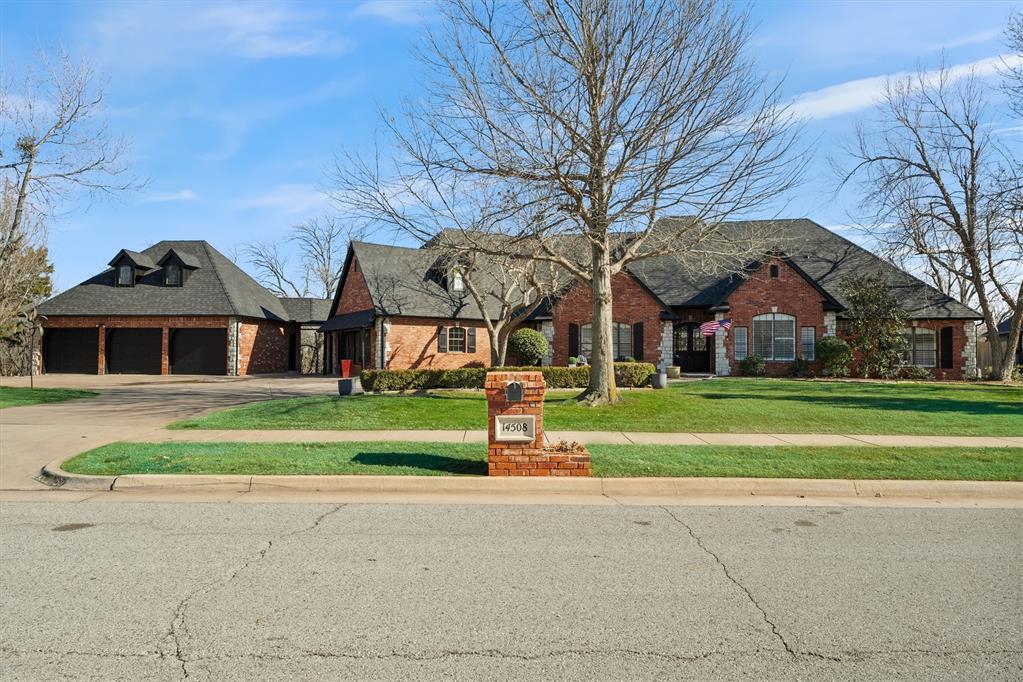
[170,379,1023,436]
[0,386,97,409]
[62,441,1023,480]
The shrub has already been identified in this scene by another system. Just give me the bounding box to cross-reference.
[362,362,657,391]
[739,354,766,376]
[898,366,933,381]
[507,328,549,366]
[567,356,579,366]
[816,336,852,377]
[785,358,814,378]
[1013,365,1023,382]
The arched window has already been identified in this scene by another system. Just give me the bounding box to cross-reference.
[901,327,936,367]
[752,313,795,361]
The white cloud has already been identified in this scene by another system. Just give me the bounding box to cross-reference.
[351,1,429,24]
[91,2,352,67]
[142,189,198,203]
[789,54,1023,121]
[235,183,330,215]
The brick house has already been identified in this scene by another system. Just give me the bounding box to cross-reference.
[321,219,983,379]
[36,240,331,375]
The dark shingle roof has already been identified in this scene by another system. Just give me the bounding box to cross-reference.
[996,317,1015,335]
[38,240,289,320]
[278,297,333,323]
[109,249,156,270]
[627,219,982,319]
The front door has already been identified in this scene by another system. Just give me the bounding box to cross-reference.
[673,323,710,373]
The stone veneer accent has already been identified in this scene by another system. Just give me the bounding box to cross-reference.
[963,321,978,378]
[541,321,555,366]
[659,321,673,370]
[824,311,837,337]
[714,312,730,376]
[485,371,590,477]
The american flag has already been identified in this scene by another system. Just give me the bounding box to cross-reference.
[699,318,732,336]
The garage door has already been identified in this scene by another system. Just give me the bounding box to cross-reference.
[44,328,99,374]
[170,328,227,375]
[106,328,162,374]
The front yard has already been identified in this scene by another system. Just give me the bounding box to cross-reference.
[170,379,1023,436]
[0,386,97,409]
[63,441,1023,480]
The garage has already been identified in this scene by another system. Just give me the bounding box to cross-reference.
[106,328,162,374]
[170,328,227,375]
[43,328,99,374]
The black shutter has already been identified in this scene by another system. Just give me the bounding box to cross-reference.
[437,326,447,353]
[940,326,954,369]
[467,327,477,353]
[632,323,644,361]
[568,323,579,358]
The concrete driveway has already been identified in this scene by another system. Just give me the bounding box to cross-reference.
[0,374,336,490]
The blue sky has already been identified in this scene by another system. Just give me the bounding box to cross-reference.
[1,0,1020,292]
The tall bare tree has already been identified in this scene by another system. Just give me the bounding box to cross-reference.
[1003,11,1023,117]
[333,0,804,404]
[244,217,363,299]
[838,64,1023,381]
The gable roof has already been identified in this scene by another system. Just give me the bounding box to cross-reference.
[108,249,156,270]
[38,240,289,320]
[626,219,982,319]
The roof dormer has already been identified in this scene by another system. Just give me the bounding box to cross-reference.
[157,249,200,287]
[108,249,156,287]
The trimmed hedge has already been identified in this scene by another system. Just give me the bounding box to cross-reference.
[360,362,657,391]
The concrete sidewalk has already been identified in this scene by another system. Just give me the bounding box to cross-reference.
[138,428,1023,448]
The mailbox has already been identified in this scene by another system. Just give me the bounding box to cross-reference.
[505,380,523,402]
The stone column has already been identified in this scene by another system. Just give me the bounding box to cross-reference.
[714,312,730,376]
[485,371,589,477]
[962,321,978,378]
[659,322,673,370]
[227,318,240,376]
[540,321,554,366]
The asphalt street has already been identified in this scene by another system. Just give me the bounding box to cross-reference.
[1,501,1020,680]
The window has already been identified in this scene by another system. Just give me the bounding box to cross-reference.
[117,264,134,287]
[451,269,464,292]
[837,319,854,336]
[734,327,748,361]
[769,264,779,278]
[447,326,466,352]
[801,327,816,360]
[752,313,796,361]
[580,322,633,360]
[901,327,936,367]
[165,263,182,286]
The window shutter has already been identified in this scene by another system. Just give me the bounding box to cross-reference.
[940,326,954,369]
[437,326,447,353]
[632,323,644,361]
[467,327,477,353]
[568,323,579,358]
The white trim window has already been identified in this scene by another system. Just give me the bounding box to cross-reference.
[801,326,816,360]
[447,326,467,352]
[901,327,936,367]
[580,322,633,360]
[733,327,748,361]
[752,313,796,361]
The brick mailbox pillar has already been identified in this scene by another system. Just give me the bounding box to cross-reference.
[484,371,590,477]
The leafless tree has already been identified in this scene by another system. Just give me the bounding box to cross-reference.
[332,0,804,404]
[838,64,1023,381]
[244,217,364,299]
[1003,11,1023,117]
[1,49,140,257]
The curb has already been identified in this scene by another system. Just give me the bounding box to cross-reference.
[38,459,1023,500]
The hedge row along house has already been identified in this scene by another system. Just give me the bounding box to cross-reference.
[36,240,331,375]
[322,219,982,380]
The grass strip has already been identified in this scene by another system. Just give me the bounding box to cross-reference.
[0,386,97,409]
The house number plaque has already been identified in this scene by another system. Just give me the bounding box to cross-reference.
[494,414,536,442]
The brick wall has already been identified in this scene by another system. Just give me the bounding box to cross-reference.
[839,318,971,381]
[723,257,827,377]
[551,273,668,366]
[336,256,374,315]
[42,315,229,375]
[384,316,491,369]
[237,319,290,374]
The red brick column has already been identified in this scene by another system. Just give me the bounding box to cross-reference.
[161,327,170,375]
[485,371,590,477]
[97,326,106,375]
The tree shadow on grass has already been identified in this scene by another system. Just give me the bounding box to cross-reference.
[352,451,487,475]
[694,392,1023,417]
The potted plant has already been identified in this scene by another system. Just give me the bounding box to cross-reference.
[568,356,578,367]
[650,365,669,389]
[667,365,681,379]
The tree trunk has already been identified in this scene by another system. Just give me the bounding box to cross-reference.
[580,246,618,405]
[491,326,509,367]
[994,314,1022,382]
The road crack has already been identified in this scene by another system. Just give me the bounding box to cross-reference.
[164,504,346,679]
